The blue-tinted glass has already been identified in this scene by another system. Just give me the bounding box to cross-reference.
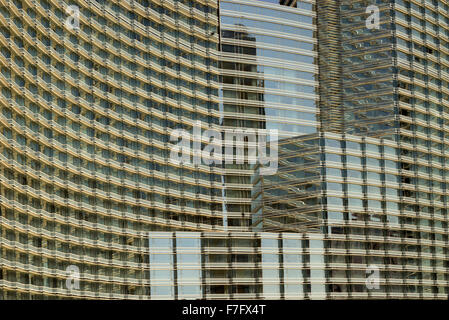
[151,286,173,296]
[177,254,201,264]
[309,240,323,249]
[262,238,278,248]
[283,239,302,248]
[262,269,279,278]
[176,238,200,248]
[284,269,302,278]
[150,238,171,248]
[178,285,201,295]
[150,254,172,264]
[178,269,201,279]
[150,269,172,279]
[262,254,279,263]
[283,254,302,263]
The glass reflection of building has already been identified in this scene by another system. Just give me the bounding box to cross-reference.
[1,0,449,301]
[219,0,318,230]
[0,0,223,299]
[251,135,322,233]
[149,231,327,299]
[330,0,449,298]
[252,0,449,298]
[150,0,321,300]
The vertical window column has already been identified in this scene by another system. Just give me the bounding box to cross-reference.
[175,232,202,299]
[260,233,281,299]
[148,232,175,299]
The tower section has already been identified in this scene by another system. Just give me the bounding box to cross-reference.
[0,0,222,299]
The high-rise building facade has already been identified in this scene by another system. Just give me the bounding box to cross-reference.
[1,0,449,300]
[254,0,449,298]
[219,0,317,229]
[0,0,224,299]
[148,231,327,299]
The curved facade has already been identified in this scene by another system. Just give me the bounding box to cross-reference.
[0,0,222,299]
[253,0,449,298]
[1,0,449,301]
[219,0,318,229]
